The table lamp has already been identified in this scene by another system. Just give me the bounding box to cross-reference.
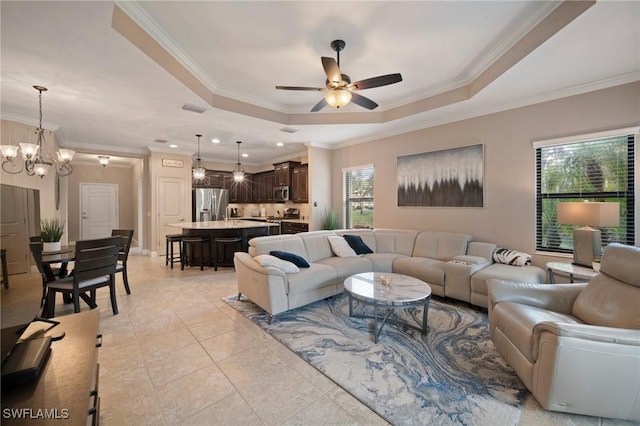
[557,201,619,267]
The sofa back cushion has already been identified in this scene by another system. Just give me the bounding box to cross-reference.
[249,234,308,259]
[466,241,497,260]
[372,229,418,255]
[298,231,337,262]
[412,231,472,261]
[572,243,640,329]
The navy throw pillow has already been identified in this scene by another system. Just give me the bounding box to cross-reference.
[343,235,373,255]
[269,250,310,268]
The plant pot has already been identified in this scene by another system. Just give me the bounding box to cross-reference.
[43,241,61,253]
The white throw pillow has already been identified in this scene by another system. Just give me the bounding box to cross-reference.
[327,235,358,258]
[254,254,300,273]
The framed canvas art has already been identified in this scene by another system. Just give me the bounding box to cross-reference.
[397,144,484,207]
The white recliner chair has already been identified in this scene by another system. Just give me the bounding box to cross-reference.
[488,243,640,421]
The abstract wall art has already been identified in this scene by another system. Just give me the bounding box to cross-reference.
[397,144,484,207]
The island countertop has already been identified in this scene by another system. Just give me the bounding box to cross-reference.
[167,220,279,230]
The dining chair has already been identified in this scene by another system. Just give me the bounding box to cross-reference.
[45,236,121,317]
[29,241,59,312]
[111,229,134,294]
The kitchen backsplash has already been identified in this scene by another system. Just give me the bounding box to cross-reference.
[229,202,310,220]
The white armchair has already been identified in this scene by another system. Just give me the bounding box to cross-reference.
[488,243,640,421]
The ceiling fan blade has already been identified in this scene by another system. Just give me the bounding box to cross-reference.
[350,92,378,110]
[275,85,324,91]
[350,73,403,90]
[321,57,341,84]
[310,98,328,112]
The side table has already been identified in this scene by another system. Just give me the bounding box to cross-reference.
[546,261,598,284]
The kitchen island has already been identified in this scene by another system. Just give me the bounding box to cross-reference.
[168,220,279,253]
[168,220,281,268]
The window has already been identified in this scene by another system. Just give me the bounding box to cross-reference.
[535,131,635,254]
[344,165,374,229]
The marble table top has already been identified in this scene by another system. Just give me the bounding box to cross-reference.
[167,220,279,230]
[344,272,431,304]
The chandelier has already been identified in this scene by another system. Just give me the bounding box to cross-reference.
[233,141,245,182]
[192,134,206,181]
[0,86,74,178]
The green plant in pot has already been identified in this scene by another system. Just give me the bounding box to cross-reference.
[41,218,65,252]
[320,209,340,230]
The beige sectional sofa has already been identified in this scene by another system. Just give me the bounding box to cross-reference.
[233,228,545,322]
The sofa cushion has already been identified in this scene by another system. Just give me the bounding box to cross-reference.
[363,253,408,272]
[315,256,373,282]
[254,254,299,273]
[327,235,358,257]
[572,273,640,329]
[471,263,546,299]
[412,231,472,260]
[286,263,337,295]
[249,235,308,259]
[298,231,336,262]
[343,234,373,255]
[334,229,376,252]
[373,229,418,255]
[270,251,310,268]
[392,257,445,285]
[492,301,582,363]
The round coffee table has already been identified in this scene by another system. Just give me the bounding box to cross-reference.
[343,272,432,343]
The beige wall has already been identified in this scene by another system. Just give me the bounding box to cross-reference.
[67,163,137,243]
[331,82,640,268]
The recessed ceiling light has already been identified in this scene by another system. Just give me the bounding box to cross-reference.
[280,127,298,134]
[169,144,178,148]
[276,142,284,147]
[153,139,167,144]
[211,138,220,144]
[242,153,248,158]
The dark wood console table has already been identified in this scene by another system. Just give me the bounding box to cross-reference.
[1,310,101,425]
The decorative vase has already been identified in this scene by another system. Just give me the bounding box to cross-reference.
[43,241,61,253]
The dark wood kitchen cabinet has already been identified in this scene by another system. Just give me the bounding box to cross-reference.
[273,161,300,187]
[291,164,308,202]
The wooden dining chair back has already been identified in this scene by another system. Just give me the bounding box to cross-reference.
[111,229,134,294]
[45,236,121,317]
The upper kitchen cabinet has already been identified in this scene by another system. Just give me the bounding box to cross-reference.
[291,164,308,203]
[273,161,301,187]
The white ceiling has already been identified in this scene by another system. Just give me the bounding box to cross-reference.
[1,1,638,167]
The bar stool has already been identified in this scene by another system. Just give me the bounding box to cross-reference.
[165,234,183,269]
[1,248,8,289]
[181,236,210,271]
[213,237,242,271]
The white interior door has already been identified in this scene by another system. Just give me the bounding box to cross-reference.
[157,177,187,256]
[1,185,29,274]
[80,183,118,240]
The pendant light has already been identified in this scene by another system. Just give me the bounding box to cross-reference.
[233,141,245,182]
[0,85,74,178]
[192,134,206,181]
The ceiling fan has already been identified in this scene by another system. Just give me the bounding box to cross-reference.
[276,39,402,112]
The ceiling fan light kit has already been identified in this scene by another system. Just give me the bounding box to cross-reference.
[276,39,402,112]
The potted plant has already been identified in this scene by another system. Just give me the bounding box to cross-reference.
[41,218,65,252]
[320,209,340,230]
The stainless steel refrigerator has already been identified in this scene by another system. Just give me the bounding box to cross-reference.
[192,188,229,222]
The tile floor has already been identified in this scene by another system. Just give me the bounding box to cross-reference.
[1,254,629,425]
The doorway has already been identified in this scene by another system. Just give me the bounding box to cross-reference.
[80,183,118,240]
[156,177,187,256]
[0,185,40,274]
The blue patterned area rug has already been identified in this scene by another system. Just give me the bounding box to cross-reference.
[224,293,528,425]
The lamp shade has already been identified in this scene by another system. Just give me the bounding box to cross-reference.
[557,202,620,227]
[325,89,352,109]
